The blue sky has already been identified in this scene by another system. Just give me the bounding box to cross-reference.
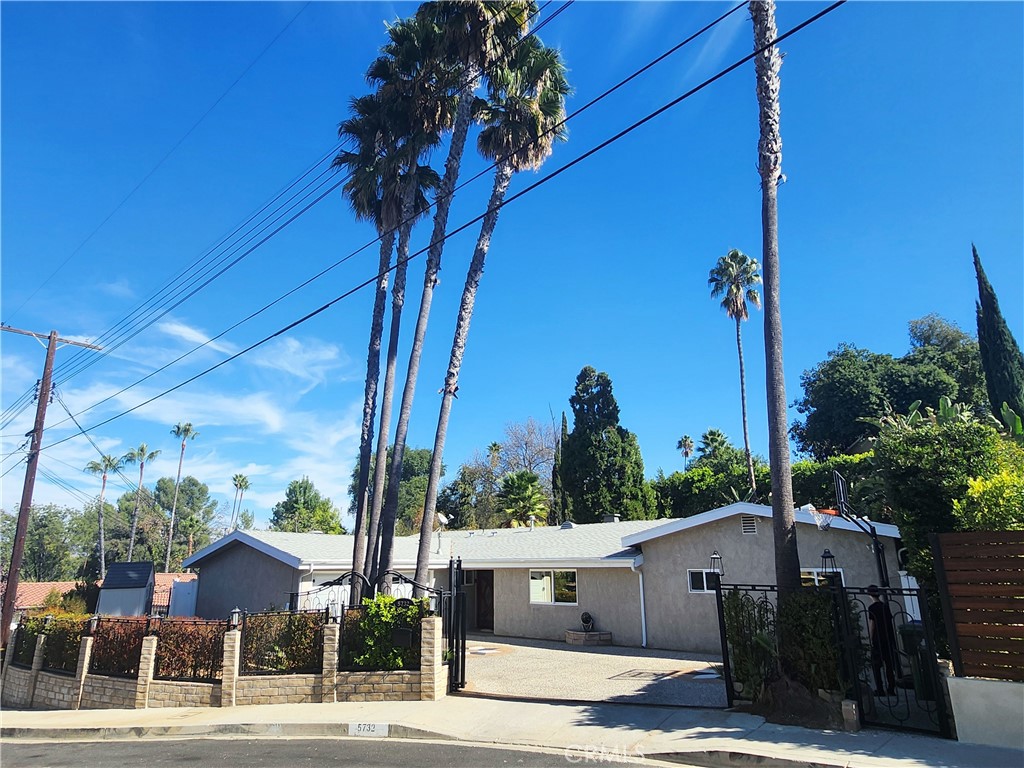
[2,2,1021,531]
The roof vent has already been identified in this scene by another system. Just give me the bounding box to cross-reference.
[741,516,757,535]
[602,514,621,524]
[560,521,576,529]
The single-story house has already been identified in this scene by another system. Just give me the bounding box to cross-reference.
[183,502,901,654]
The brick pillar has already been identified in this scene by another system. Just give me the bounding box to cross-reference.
[321,623,339,703]
[220,629,240,707]
[135,635,158,709]
[419,616,446,701]
[26,633,46,706]
[71,636,93,710]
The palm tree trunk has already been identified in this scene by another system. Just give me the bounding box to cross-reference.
[378,69,480,582]
[128,463,145,561]
[238,487,246,525]
[736,317,757,495]
[751,0,798,590]
[349,230,396,605]
[414,162,514,591]
[364,176,417,588]
[165,441,186,573]
[229,486,240,532]
[98,473,108,579]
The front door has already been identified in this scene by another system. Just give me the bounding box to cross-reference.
[476,570,494,631]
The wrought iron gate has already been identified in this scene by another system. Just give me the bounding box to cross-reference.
[714,579,950,738]
[446,558,467,693]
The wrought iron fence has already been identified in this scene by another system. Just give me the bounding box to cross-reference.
[153,617,228,682]
[89,617,148,678]
[239,609,328,675]
[42,616,89,675]
[11,617,44,668]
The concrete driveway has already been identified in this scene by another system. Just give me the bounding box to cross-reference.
[462,634,728,708]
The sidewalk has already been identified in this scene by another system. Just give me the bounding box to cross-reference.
[2,693,1020,768]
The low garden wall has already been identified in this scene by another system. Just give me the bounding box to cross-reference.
[1,608,446,711]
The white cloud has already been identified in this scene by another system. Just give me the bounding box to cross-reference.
[157,320,236,356]
[681,6,747,85]
[249,336,353,394]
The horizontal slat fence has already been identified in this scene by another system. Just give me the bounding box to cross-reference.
[932,531,1024,682]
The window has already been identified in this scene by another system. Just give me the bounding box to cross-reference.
[461,570,476,586]
[741,515,758,535]
[688,569,717,594]
[529,570,577,604]
[801,568,845,587]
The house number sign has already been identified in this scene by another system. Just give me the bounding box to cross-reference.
[348,722,389,737]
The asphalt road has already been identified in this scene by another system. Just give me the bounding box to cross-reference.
[2,738,672,768]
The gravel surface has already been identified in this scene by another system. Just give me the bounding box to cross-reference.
[463,634,729,708]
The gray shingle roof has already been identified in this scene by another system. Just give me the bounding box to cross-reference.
[224,519,669,570]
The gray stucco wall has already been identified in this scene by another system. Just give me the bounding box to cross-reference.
[492,567,643,646]
[194,544,300,619]
[640,516,899,653]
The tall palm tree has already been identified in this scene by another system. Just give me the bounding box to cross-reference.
[85,454,126,579]
[230,473,249,531]
[677,434,694,471]
[166,422,199,572]
[361,18,447,590]
[123,443,161,561]
[698,428,731,460]
[709,248,761,496]
[414,36,570,590]
[377,1,538,585]
[751,0,799,589]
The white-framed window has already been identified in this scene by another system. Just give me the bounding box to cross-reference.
[688,569,718,594]
[529,570,577,604]
[801,568,845,587]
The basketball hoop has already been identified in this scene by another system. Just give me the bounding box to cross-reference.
[810,507,838,531]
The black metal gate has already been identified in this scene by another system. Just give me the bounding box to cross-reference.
[446,558,467,693]
[714,578,950,738]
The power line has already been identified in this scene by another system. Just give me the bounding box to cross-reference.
[39,1,847,455]
[2,2,314,325]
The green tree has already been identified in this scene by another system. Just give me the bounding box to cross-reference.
[436,454,502,530]
[974,245,1024,418]
[561,367,654,523]
[498,470,548,526]
[166,422,199,572]
[84,453,125,579]
[905,314,986,410]
[709,249,761,496]
[154,476,218,570]
[230,473,250,531]
[270,477,345,535]
[677,434,694,471]
[551,412,568,524]
[0,505,76,582]
[953,440,1024,530]
[123,442,161,561]
[347,448,438,538]
[414,36,570,589]
[236,509,255,530]
[378,1,537,585]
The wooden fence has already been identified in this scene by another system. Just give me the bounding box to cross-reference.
[932,531,1024,682]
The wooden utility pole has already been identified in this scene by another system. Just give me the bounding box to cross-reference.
[0,326,101,649]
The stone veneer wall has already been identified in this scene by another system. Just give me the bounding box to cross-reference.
[1,615,447,710]
[1,666,34,707]
[234,673,321,706]
[80,675,137,709]
[32,670,79,709]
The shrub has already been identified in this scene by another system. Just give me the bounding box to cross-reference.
[42,614,90,674]
[354,595,427,671]
[154,619,227,681]
[240,610,327,674]
[90,617,147,677]
[12,616,46,666]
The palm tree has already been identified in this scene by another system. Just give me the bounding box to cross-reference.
[85,454,126,579]
[123,443,161,561]
[166,422,199,572]
[377,1,538,585]
[709,248,761,497]
[361,18,447,590]
[230,473,249,531]
[414,36,570,590]
[698,428,731,460]
[676,434,694,471]
[499,470,548,526]
[750,0,799,589]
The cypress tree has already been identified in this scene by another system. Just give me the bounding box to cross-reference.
[550,412,568,524]
[973,245,1024,417]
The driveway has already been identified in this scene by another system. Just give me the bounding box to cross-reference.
[463,634,728,708]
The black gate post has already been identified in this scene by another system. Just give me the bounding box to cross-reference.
[916,584,952,739]
[709,572,733,708]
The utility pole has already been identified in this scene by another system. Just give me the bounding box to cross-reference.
[0,326,101,649]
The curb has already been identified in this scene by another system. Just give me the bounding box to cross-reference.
[0,722,452,742]
[648,751,845,768]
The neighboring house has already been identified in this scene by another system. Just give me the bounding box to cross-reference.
[96,562,155,617]
[0,581,78,633]
[183,502,901,654]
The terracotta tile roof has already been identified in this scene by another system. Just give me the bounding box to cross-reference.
[1,581,79,610]
[153,572,197,606]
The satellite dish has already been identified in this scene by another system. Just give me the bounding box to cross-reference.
[436,513,449,526]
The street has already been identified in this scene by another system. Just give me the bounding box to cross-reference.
[1,738,676,768]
